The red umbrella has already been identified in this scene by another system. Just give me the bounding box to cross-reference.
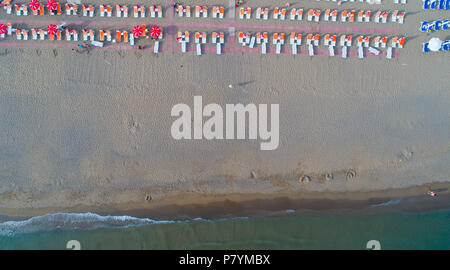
[149,26,161,39]
[132,25,143,37]
[46,0,57,11]
[47,24,57,35]
[29,0,41,10]
[0,24,6,35]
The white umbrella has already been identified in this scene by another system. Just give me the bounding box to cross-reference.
[428,37,442,52]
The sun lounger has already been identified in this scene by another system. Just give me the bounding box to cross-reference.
[133,5,145,18]
[4,3,12,14]
[331,10,337,22]
[308,44,314,56]
[368,47,380,55]
[39,29,45,40]
[314,9,321,22]
[341,46,347,58]
[341,10,348,22]
[328,46,334,56]
[386,47,392,59]
[307,9,314,21]
[193,5,206,18]
[349,10,355,22]
[31,28,37,40]
[358,46,364,58]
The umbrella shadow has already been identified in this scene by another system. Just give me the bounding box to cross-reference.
[237,80,256,87]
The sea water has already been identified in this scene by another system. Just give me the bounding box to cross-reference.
[0,210,449,250]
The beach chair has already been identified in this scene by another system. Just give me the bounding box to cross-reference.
[308,44,314,56]
[398,12,405,24]
[374,11,381,23]
[386,47,392,59]
[314,10,321,22]
[358,46,364,59]
[329,46,335,56]
[263,8,269,20]
[115,30,121,43]
[357,11,364,22]
[4,3,12,14]
[133,5,145,18]
[331,10,337,22]
[123,31,128,43]
[99,29,105,41]
[152,41,159,53]
[442,20,449,30]
[307,34,313,46]
[368,47,380,55]
[363,10,371,22]
[381,12,389,23]
[324,34,330,46]
[194,6,206,18]
[348,10,356,23]
[66,29,74,41]
[341,46,347,58]
[391,36,399,48]
[314,34,320,46]
[398,37,406,48]
[391,10,398,23]
[381,36,388,48]
[340,35,346,47]
[31,28,38,40]
[39,29,46,40]
[82,29,88,41]
[290,8,302,21]
[324,9,331,21]
[423,42,429,53]
[273,7,280,19]
[341,10,348,22]
[280,9,287,20]
[307,9,314,21]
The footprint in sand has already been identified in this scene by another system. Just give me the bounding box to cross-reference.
[299,175,311,183]
[346,169,357,181]
[53,49,58,57]
[36,49,41,56]
[127,116,140,134]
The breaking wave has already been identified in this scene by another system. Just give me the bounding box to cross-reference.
[0,212,175,236]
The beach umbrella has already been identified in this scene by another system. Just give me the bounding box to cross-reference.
[47,24,57,35]
[150,26,161,39]
[132,25,143,37]
[29,0,41,10]
[0,24,6,35]
[46,0,57,11]
[428,37,442,52]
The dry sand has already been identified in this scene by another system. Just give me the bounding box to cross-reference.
[0,1,449,217]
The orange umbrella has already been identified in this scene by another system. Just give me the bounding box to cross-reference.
[47,24,57,35]
[46,0,57,10]
[150,26,161,39]
[132,25,143,37]
[0,24,6,35]
[29,0,40,10]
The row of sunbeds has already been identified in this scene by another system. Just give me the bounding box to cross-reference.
[2,1,163,18]
[423,0,450,9]
[423,40,450,52]
[420,19,449,32]
[235,31,404,58]
[242,7,405,24]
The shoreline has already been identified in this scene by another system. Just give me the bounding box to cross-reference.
[1,182,449,222]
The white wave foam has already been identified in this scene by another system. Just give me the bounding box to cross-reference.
[370,198,404,208]
[0,212,174,236]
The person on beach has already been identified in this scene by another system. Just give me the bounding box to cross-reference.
[427,190,437,197]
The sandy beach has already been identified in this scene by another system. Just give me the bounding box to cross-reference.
[0,0,449,218]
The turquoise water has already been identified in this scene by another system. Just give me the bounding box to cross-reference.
[1,210,449,250]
